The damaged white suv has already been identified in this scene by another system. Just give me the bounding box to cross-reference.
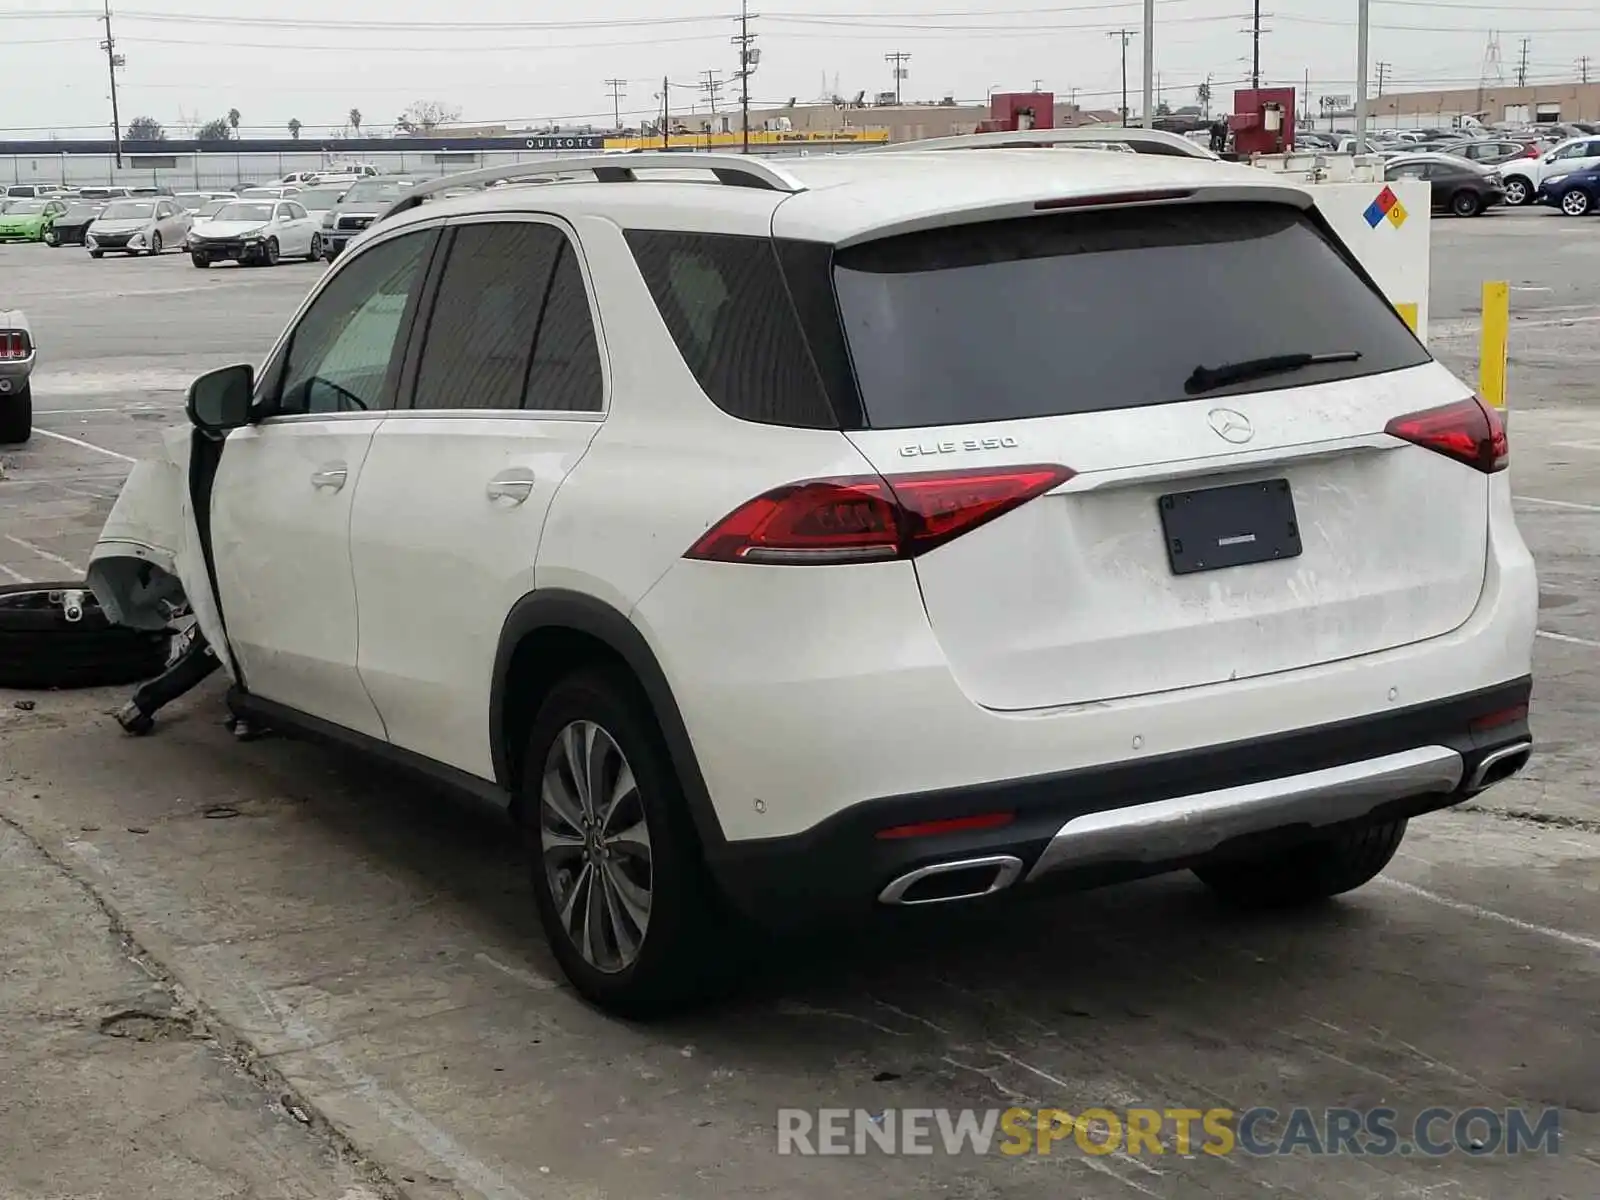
[90,148,1537,1015]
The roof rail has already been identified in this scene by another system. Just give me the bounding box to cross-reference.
[378,153,808,223]
[874,127,1219,160]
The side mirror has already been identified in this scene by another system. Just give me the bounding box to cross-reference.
[187,364,254,437]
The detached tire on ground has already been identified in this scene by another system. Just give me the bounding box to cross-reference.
[0,582,173,690]
[521,667,729,1017]
[1193,818,1408,909]
[0,383,29,445]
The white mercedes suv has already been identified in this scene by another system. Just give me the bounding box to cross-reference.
[91,147,1537,1015]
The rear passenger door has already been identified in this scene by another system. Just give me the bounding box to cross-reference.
[348,215,607,779]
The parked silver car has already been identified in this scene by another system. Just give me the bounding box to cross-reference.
[85,197,193,257]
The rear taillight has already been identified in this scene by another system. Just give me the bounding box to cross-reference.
[685,464,1074,565]
[0,331,29,360]
[1384,396,1507,474]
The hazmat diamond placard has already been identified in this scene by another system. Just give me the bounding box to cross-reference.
[1363,186,1403,229]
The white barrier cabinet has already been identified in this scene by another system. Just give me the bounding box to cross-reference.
[1251,153,1432,343]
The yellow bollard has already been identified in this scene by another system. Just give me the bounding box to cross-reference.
[1480,281,1509,412]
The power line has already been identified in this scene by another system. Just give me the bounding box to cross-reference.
[1107,29,1135,125]
[885,50,911,105]
[604,78,626,128]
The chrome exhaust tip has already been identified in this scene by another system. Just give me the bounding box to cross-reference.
[878,855,1024,906]
[1463,740,1533,793]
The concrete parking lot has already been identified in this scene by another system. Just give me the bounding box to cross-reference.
[1,210,1597,1199]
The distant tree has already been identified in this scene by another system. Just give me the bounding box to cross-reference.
[227,107,241,134]
[196,117,232,142]
[1196,80,1212,117]
[348,107,362,135]
[395,100,462,134]
[125,115,165,142]
[1156,100,1172,117]
[287,118,302,140]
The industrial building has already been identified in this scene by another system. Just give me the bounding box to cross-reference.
[1368,82,1600,128]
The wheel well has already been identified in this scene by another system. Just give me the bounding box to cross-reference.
[499,625,634,818]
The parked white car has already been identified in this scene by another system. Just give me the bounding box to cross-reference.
[1498,133,1600,205]
[0,305,35,443]
[90,148,1537,1016]
[187,199,325,267]
[84,197,192,257]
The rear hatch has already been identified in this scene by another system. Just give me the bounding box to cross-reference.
[828,201,1492,711]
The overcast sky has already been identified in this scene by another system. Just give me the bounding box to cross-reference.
[3,0,1597,136]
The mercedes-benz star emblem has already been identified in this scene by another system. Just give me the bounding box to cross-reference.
[1207,408,1254,444]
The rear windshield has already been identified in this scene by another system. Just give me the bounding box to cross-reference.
[831,202,1432,428]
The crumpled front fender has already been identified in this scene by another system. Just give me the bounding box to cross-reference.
[87,426,234,678]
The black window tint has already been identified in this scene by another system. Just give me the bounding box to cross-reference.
[276,230,432,416]
[413,222,562,411]
[624,230,835,428]
[831,203,1433,430]
[523,241,604,413]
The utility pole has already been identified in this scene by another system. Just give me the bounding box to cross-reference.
[1375,61,1390,96]
[661,75,670,149]
[1107,29,1135,126]
[1517,38,1530,87]
[885,51,911,105]
[604,78,626,129]
[700,70,724,113]
[1579,55,1592,85]
[1251,0,1261,89]
[1302,68,1310,130]
[1141,0,1154,128]
[732,2,760,154]
[1355,0,1370,150]
[99,0,125,168]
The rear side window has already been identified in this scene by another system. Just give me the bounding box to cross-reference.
[624,230,836,428]
[831,202,1433,429]
[413,221,603,413]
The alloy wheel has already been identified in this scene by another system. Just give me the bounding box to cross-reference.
[538,720,652,974]
[1562,190,1591,216]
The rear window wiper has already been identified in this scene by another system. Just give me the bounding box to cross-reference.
[1184,350,1362,396]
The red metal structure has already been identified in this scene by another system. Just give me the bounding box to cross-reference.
[1228,87,1298,156]
[975,92,1055,134]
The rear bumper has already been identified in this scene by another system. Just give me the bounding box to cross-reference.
[708,677,1533,925]
[0,354,35,384]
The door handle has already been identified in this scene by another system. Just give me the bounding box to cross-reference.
[486,472,536,504]
[311,464,348,491]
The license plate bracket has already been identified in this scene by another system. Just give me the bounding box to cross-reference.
[1158,478,1301,576]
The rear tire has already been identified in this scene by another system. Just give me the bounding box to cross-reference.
[0,382,30,445]
[521,667,727,1017]
[0,581,173,690]
[1194,819,1408,909]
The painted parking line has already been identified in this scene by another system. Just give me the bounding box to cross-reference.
[1537,629,1600,650]
[3,535,82,576]
[1516,495,1600,513]
[1378,878,1600,955]
[28,427,137,463]
[0,562,32,584]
